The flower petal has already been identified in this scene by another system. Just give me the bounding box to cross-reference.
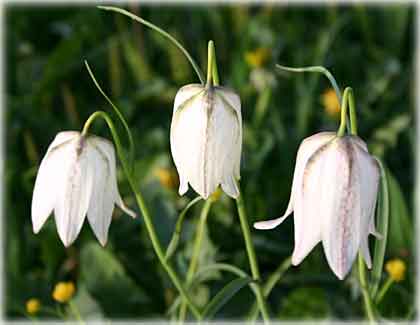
[253,215,288,230]
[54,137,94,247]
[321,138,362,279]
[31,132,79,233]
[292,138,333,266]
[85,139,116,246]
[90,137,136,220]
[217,87,242,180]
[253,132,335,234]
[170,87,207,197]
[290,132,336,248]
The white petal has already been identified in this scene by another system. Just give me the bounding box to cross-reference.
[54,137,94,247]
[254,215,288,230]
[212,90,241,198]
[178,176,189,196]
[90,137,136,219]
[221,175,239,199]
[253,132,335,236]
[31,132,79,233]
[321,138,362,280]
[217,87,242,180]
[85,140,115,246]
[351,139,380,267]
[292,138,333,266]
[173,84,204,114]
[170,86,207,197]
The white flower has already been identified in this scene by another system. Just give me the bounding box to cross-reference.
[31,131,136,247]
[254,132,381,279]
[170,84,242,199]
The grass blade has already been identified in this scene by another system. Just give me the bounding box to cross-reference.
[370,158,390,298]
[202,276,254,319]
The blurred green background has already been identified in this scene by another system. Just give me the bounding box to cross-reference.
[5,3,415,321]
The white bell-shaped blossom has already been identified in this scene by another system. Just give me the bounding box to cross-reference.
[254,132,381,279]
[170,84,242,199]
[31,131,136,247]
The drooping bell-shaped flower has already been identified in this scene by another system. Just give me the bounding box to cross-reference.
[31,131,136,247]
[170,41,242,199]
[254,132,381,280]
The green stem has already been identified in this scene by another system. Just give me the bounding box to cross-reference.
[211,41,220,86]
[68,301,84,324]
[275,64,351,133]
[358,254,377,323]
[207,41,215,86]
[337,87,350,137]
[276,65,342,103]
[165,196,202,261]
[84,61,135,170]
[248,256,292,321]
[347,87,358,135]
[375,277,394,305]
[97,6,205,84]
[82,111,201,320]
[235,189,270,323]
[178,200,212,322]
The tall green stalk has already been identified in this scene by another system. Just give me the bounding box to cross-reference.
[178,200,212,322]
[82,112,201,320]
[236,189,270,323]
[358,255,376,323]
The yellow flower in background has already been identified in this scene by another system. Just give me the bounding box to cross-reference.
[245,48,271,68]
[385,259,406,282]
[154,167,179,190]
[52,282,75,303]
[26,298,41,314]
[321,88,341,117]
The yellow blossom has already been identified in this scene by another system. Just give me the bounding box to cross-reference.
[154,167,178,189]
[52,282,75,303]
[321,88,340,117]
[385,258,406,282]
[245,48,271,68]
[26,298,41,314]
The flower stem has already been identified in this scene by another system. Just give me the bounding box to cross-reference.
[210,41,220,86]
[68,301,84,324]
[248,256,292,322]
[83,110,201,320]
[347,87,358,135]
[375,277,394,305]
[84,61,135,171]
[97,6,205,84]
[178,199,212,322]
[358,254,377,323]
[235,189,270,323]
[207,41,215,86]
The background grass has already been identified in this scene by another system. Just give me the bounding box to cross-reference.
[5,3,415,320]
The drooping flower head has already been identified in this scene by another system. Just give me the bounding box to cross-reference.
[31,131,136,247]
[254,132,380,279]
[170,41,242,199]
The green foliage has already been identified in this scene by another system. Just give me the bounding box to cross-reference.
[5,3,414,321]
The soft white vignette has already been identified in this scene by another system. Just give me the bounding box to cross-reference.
[0,0,417,324]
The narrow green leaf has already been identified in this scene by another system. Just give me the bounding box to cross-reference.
[165,197,202,260]
[370,158,390,297]
[166,263,252,317]
[202,276,254,319]
[387,170,413,256]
